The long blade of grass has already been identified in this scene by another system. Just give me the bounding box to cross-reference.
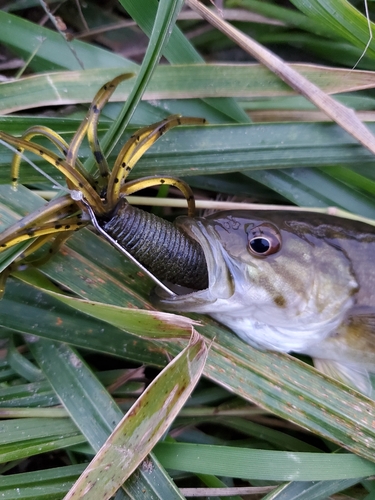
[0,418,86,463]
[64,330,207,500]
[29,339,187,500]
[246,167,375,218]
[154,442,375,480]
[2,64,375,114]
[227,0,332,37]
[0,11,138,72]
[38,292,197,340]
[0,464,85,500]
[2,279,165,365]
[0,11,229,124]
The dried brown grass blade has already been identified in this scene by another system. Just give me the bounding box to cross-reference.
[186,0,375,157]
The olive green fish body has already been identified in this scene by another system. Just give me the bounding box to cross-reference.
[155,210,375,395]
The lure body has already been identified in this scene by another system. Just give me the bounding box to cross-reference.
[149,209,375,395]
[99,199,208,290]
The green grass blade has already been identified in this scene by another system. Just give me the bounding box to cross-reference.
[0,418,85,463]
[0,11,136,71]
[0,379,59,408]
[28,342,121,450]
[154,442,375,481]
[217,416,320,452]
[122,0,249,122]
[64,330,206,499]
[291,0,375,60]
[29,339,186,499]
[246,167,375,217]
[2,64,375,114]
[39,292,196,339]
[102,0,186,157]
[0,464,85,500]
[228,0,332,37]
[263,479,362,500]
[1,280,165,366]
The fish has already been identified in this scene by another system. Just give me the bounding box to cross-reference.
[153,210,375,396]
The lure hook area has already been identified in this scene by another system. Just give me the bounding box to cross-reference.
[72,190,176,297]
[0,74,207,295]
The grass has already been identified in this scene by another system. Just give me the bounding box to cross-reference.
[1,0,375,498]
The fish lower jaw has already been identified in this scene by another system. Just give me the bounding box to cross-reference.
[210,313,345,353]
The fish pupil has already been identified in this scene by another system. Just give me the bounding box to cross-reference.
[249,237,270,254]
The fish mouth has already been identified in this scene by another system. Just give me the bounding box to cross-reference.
[151,216,235,312]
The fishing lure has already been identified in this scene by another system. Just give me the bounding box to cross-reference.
[0,74,208,294]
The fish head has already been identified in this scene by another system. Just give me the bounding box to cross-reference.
[154,210,359,352]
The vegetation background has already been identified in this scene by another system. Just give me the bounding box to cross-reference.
[1,0,375,498]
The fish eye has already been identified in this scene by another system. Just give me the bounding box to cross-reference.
[246,223,281,257]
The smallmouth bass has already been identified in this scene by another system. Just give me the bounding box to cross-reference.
[154,210,375,396]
